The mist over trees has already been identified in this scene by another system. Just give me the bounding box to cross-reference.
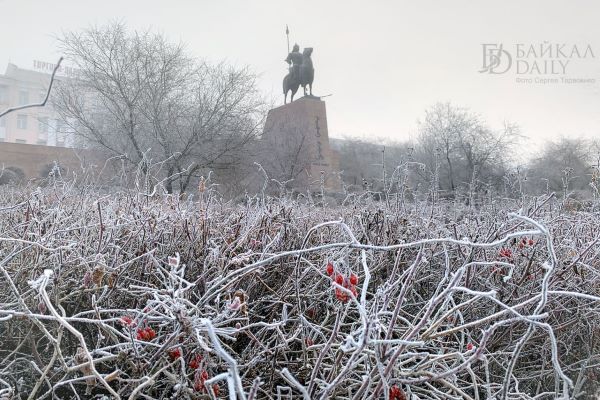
[526,137,597,195]
[50,23,598,202]
[334,103,598,203]
[54,22,266,193]
[333,103,521,197]
[415,103,521,193]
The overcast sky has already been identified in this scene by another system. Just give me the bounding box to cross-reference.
[1,0,599,151]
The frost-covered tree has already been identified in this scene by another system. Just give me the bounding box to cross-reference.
[54,22,266,193]
[527,137,593,195]
[415,102,521,194]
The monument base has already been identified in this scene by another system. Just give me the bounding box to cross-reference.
[261,96,342,192]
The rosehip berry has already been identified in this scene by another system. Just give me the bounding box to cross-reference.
[499,248,512,258]
[168,348,181,360]
[213,384,220,396]
[335,274,343,285]
[466,342,474,351]
[189,354,202,369]
[350,273,358,285]
[390,384,407,400]
[145,328,156,340]
[528,239,534,246]
[335,288,348,302]
[390,384,406,400]
[136,327,155,341]
[326,262,334,276]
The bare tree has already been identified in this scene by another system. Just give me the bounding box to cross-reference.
[416,102,521,194]
[54,22,266,193]
[527,137,592,195]
[331,137,413,191]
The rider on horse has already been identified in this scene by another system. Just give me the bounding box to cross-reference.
[285,43,303,82]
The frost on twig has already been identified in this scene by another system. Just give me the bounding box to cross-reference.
[0,182,599,399]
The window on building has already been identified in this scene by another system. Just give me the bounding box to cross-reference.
[38,117,49,134]
[17,114,27,129]
[18,90,29,105]
[15,139,27,144]
[0,85,8,103]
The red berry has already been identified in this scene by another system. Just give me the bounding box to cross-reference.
[334,288,348,302]
[189,354,202,369]
[389,384,406,400]
[326,262,334,276]
[146,328,156,340]
[350,285,358,298]
[201,370,209,380]
[499,247,512,258]
[168,348,181,360]
[120,316,133,326]
[350,273,358,285]
[136,327,155,341]
[467,342,474,351]
[213,384,220,396]
[528,239,534,246]
[335,274,343,285]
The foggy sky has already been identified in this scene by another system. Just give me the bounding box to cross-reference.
[1,0,599,153]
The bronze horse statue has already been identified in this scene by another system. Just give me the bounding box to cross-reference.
[283,47,314,104]
[283,73,300,104]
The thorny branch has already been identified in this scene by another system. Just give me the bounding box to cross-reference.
[0,179,599,399]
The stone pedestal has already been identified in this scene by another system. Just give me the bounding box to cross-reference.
[261,96,342,192]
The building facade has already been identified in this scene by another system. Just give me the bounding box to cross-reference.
[0,62,74,147]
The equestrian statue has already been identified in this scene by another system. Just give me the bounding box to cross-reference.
[283,43,314,104]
